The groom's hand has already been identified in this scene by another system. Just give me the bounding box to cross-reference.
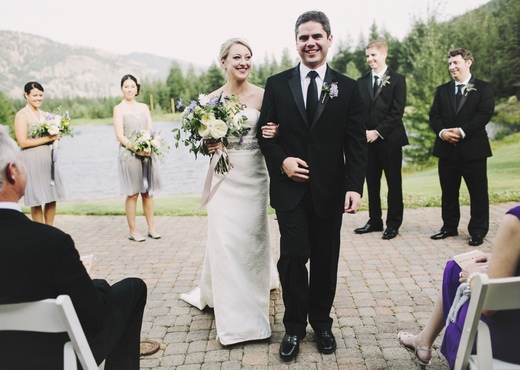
[282,157,309,182]
[344,191,361,214]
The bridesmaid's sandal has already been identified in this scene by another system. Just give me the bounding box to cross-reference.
[128,234,145,242]
[148,231,161,239]
[397,331,432,366]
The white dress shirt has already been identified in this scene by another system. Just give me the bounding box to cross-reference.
[300,63,327,107]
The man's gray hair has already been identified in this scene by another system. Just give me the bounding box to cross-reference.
[0,125,21,189]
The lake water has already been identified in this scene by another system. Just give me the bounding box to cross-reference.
[57,121,208,200]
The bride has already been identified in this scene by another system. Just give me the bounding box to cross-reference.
[180,38,279,345]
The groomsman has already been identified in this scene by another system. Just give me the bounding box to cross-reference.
[354,40,408,240]
[429,48,494,246]
[257,10,366,361]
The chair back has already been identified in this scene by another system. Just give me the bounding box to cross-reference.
[454,274,520,370]
[0,295,98,370]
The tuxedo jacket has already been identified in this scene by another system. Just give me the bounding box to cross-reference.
[358,68,408,148]
[257,64,367,218]
[0,209,112,367]
[430,77,494,160]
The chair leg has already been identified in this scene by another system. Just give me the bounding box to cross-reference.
[63,341,78,370]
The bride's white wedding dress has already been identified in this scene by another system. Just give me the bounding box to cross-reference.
[180,108,278,345]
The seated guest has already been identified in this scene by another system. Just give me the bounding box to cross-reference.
[397,204,520,368]
[0,124,147,369]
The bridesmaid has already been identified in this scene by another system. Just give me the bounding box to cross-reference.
[14,81,64,225]
[113,74,162,242]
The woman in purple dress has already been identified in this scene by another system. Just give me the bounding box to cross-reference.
[397,205,520,368]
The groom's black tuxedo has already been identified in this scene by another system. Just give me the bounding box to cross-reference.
[429,77,494,237]
[258,65,367,216]
[257,64,366,336]
[358,68,408,229]
[0,209,146,369]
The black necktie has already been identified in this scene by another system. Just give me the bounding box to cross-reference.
[456,84,465,107]
[306,71,318,123]
[373,75,380,95]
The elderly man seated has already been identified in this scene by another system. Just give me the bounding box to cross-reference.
[0,124,147,369]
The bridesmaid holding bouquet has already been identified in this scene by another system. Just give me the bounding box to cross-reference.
[14,81,64,225]
[113,74,162,242]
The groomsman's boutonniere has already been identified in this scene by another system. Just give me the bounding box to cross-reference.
[321,81,339,103]
[464,83,477,96]
[381,75,391,87]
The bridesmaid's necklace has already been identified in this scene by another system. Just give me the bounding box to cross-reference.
[25,105,41,123]
[122,99,141,119]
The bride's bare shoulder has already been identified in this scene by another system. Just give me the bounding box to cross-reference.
[208,88,224,97]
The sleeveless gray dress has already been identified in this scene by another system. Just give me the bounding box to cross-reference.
[22,122,65,207]
[117,113,162,195]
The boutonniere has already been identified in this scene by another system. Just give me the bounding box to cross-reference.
[464,83,477,96]
[321,81,339,103]
[380,75,391,87]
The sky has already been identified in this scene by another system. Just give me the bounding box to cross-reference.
[1,0,490,67]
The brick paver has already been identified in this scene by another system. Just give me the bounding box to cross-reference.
[54,202,516,369]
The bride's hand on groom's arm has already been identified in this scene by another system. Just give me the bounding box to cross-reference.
[261,122,279,139]
[282,157,309,183]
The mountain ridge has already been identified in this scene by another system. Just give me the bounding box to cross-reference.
[0,30,204,99]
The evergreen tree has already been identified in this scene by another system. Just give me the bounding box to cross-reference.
[401,15,447,169]
[0,92,16,137]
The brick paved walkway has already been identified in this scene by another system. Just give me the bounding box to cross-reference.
[54,202,516,369]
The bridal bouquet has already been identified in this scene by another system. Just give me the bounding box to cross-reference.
[29,108,74,138]
[128,128,169,162]
[173,93,249,174]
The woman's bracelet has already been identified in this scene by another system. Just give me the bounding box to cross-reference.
[466,272,480,293]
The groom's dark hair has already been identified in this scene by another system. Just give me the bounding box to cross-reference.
[295,11,331,38]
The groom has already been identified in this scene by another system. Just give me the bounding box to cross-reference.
[257,10,367,361]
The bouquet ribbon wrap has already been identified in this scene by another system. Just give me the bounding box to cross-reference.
[199,148,228,210]
[140,156,154,197]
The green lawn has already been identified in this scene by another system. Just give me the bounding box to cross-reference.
[26,134,520,216]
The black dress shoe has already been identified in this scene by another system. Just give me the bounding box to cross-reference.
[382,228,398,240]
[430,230,458,240]
[354,223,383,234]
[469,235,484,246]
[280,334,300,361]
[316,331,336,354]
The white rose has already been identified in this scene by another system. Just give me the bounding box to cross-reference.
[210,119,228,139]
[198,123,211,139]
[47,124,60,135]
[151,139,161,148]
[201,113,215,124]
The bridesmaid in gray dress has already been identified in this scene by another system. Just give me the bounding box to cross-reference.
[113,74,162,242]
[14,81,64,225]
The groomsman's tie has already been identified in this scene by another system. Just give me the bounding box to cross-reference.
[306,71,318,123]
[456,84,465,108]
[373,75,380,95]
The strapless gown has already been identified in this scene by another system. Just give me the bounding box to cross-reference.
[181,108,278,345]
[118,113,162,195]
[22,122,65,207]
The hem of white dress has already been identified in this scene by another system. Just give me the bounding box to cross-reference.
[218,331,272,346]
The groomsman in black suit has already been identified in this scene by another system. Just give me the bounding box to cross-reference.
[354,40,408,240]
[429,48,494,246]
[257,10,367,361]
[0,125,147,369]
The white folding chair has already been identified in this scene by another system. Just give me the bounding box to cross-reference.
[0,295,98,370]
[454,274,520,370]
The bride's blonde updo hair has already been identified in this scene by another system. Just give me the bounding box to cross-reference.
[219,38,253,62]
